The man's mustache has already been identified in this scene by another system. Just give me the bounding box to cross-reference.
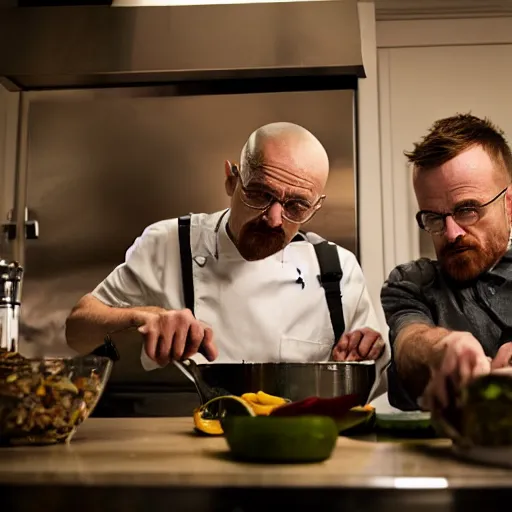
[247,221,285,236]
[441,239,476,257]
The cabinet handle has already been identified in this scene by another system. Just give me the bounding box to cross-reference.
[2,208,39,240]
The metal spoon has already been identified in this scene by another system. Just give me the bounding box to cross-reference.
[172,357,232,405]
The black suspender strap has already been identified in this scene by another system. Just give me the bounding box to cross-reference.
[313,240,345,343]
[177,217,345,342]
[178,215,195,315]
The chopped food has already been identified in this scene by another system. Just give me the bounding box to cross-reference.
[192,415,224,436]
[269,394,361,418]
[0,349,104,446]
[193,392,284,435]
[192,391,367,436]
[193,395,256,435]
[241,390,288,415]
[335,404,376,434]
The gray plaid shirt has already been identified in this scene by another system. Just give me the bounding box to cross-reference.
[381,248,512,409]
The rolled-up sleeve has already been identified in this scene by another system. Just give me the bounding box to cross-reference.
[380,260,437,410]
[92,220,173,309]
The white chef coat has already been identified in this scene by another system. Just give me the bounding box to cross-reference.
[92,209,391,399]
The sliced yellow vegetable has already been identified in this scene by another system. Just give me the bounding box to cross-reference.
[352,404,375,412]
[193,411,224,435]
[249,403,276,416]
[256,391,288,406]
[241,391,287,416]
[193,395,255,436]
[241,392,259,402]
[193,392,288,435]
[336,404,376,434]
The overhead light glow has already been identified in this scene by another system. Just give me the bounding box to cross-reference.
[112,0,323,6]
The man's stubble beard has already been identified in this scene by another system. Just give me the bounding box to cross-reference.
[230,218,287,261]
[439,229,509,283]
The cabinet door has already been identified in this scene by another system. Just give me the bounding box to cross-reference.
[379,43,512,273]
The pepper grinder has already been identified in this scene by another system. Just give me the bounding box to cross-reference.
[0,259,23,353]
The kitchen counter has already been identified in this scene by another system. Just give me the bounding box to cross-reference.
[1,418,511,512]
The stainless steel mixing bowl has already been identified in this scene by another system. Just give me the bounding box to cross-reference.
[198,361,376,404]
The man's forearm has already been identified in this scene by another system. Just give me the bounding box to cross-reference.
[65,294,164,354]
[394,323,451,398]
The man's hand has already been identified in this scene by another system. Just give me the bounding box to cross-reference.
[332,327,385,361]
[420,331,491,411]
[491,342,512,370]
[133,308,218,366]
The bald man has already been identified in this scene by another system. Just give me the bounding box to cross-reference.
[66,122,390,394]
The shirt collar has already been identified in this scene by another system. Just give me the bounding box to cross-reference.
[488,247,512,281]
[212,209,300,262]
[487,227,512,274]
[215,209,244,260]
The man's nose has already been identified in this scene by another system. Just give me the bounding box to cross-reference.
[444,215,466,242]
[265,202,283,228]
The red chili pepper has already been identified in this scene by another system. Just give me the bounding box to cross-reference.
[269,394,362,418]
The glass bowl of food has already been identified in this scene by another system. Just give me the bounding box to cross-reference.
[0,349,114,446]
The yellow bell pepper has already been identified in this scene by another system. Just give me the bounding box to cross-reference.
[193,391,288,435]
[241,391,288,416]
[193,409,224,435]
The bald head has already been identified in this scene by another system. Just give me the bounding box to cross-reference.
[225,122,329,261]
[239,122,329,189]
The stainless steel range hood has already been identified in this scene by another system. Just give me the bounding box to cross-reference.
[0,0,365,91]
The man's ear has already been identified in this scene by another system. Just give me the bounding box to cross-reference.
[224,160,237,197]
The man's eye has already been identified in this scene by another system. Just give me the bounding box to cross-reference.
[245,190,267,198]
[455,208,479,219]
[423,213,443,224]
[244,190,272,204]
[286,201,310,213]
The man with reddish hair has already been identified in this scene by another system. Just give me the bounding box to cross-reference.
[381,113,512,411]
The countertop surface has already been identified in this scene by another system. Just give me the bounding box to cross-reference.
[0,417,511,489]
